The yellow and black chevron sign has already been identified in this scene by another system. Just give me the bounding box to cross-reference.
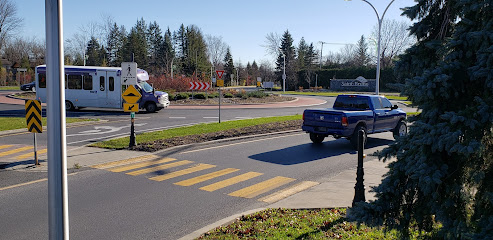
[25,100,42,133]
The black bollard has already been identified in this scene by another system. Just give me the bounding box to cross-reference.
[129,112,136,148]
[352,129,365,207]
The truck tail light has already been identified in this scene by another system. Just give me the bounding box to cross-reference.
[302,112,305,120]
[341,116,348,127]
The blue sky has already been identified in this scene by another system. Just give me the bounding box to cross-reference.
[16,0,415,65]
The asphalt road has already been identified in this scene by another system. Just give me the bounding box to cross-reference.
[0,131,395,239]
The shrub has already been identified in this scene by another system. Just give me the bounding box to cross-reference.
[175,92,189,100]
[223,92,234,98]
[248,91,268,98]
[193,93,207,99]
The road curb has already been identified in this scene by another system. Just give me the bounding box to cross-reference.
[0,120,108,137]
[177,208,267,240]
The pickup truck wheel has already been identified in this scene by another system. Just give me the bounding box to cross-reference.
[350,125,367,150]
[393,120,407,139]
[145,102,157,113]
[309,133,325,144]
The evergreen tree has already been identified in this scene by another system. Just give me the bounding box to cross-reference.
[355,35,369,66]
[147,21,163,73]
[182,25,209,78]
[223,48,234,86]
[276,30,297,90]
[85,36,103,66]
[106,23,121,66]
[122,18,148,69]
[350,1,493,238]
[159,27,175,76]
[297,37,309,70]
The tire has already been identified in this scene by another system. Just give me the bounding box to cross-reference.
[65,101,75,111]
[393,120,407,139]
[145,102,157,113]
[350,125,367,150]
[309,133,325,144]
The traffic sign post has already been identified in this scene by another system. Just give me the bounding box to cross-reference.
[216,70,224,123]
[25,100,42,166]
[122,85,142,147]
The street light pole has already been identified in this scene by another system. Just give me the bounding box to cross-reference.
[346,0,396,95]
[282,53,286,93]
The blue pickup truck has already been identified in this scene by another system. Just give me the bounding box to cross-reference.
[302,94,407,148]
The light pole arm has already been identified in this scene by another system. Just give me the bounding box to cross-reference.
[361,0,396,22]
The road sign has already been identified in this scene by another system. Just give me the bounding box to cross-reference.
[25,100,42,133]
[216,70,225,79]
[216,79,224,87]
[122,85,142,104]
[121,62,138,85]
[123,103,139,112]
[189,82,211,90]
[257,81,261,87]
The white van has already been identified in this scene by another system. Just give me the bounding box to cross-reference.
[35,65,169,112]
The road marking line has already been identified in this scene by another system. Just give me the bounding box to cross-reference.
[169,117,186,119]
[126,160,193,176]
[91,155,159,169]
[259,181,320,203]
[0,146,33,157]
[0,145,13,150]
[228,176,296,199]
[0,172,79,191]
[14,149,48,160]
[180,133,304,154]
[149,164,216,182]
[235,117,253,119]
[203,117,219,119]
[174,168,240,186]
[108,157,177,173]
[200,172,263,192]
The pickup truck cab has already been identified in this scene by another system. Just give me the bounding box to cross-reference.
[302,94,407,148]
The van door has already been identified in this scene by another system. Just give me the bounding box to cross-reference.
[96,70,121,108]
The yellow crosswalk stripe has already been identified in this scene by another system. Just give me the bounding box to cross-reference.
[259,181,319,203]
[0,145,13,150]
[228,176,296,199]
[199,172,263,192]
[149,164,216,182]
[126,160,193,176]
[0,146,33,157]
[108,157,176,173]
[14,149,48,160]
[174,168,240,186]
[91,155,159,169]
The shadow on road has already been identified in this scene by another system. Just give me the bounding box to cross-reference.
[249,137,394,165]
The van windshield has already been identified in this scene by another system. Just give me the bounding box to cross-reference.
[138,81,153,93]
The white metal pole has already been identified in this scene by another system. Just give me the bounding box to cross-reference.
[45,0,69,239]
[283,54,286,93]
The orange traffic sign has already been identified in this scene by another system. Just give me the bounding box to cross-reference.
[122,85,142,103]
[216,79,224,87]
[123,103,139,112]
[25,100,42,133]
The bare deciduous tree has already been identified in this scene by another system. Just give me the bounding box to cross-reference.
[370,19,416,68]
[261,32,281,58]
[205,34,228,67]
[0,0,23,53]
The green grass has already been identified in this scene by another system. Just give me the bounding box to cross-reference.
[91,115,302,149]
[198,208,436,239]
[283,91,408,101]
[0,117,97,131]
[0,86,20,91]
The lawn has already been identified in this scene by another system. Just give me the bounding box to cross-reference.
[0,86,20,91]
[198,208,436,239]
[91,115,302,149]
[282,91,408,101]
[0,117,97,131]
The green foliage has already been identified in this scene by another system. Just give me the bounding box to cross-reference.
[276,30,298,90]
[193,93,207,99]
[350,1,493,238]
[247,91,268,98]
[223,48,234,86]
[175,92,189,100]
[223,92,233,98]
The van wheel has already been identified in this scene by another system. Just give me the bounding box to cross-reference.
[309,133,325,144]
[393,120,407,139]
[350,125,367,150]
[65,101,75,111]
[145,102,157,113]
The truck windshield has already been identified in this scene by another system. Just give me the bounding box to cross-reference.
[333,96,370,110]
[138,81,153,93]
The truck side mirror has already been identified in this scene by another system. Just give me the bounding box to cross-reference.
[391,105,398,110]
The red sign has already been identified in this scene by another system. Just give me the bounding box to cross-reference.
[189,82,211,90]
[216,70,225,79]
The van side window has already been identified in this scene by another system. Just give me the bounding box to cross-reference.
[99,76,105,91]
[109,77,114,91]
[38,73,46,88]
[83,75,93,90]
[68,75,82,89]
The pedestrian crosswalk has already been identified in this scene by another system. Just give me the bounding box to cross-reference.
[91,155,320,203]
[0,144,47,161]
